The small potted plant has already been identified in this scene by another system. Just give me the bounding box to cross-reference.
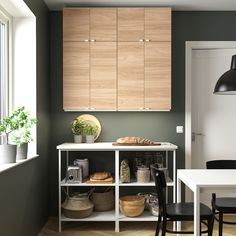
[84,123,98,143]
[0,107,34,163]
[10,107,37,160]
[71,118,85,143]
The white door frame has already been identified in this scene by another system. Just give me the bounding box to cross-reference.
[185,41,236,200]
[185,41,236,168]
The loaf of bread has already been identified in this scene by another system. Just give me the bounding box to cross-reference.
[116,136,141,144]
[139,138,155,145]
[90,171,111,180]
[116,136,155,145]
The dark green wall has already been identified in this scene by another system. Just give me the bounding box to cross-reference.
[50,10,236,215]
[0,1,50,236]
[50,11,184,215]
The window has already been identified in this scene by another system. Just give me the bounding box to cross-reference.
[0,9,10,144]
[0,1,37,171]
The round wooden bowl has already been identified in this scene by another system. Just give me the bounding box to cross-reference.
[119,204,145,217]
[119,195,145,217]
[119,195,145,205]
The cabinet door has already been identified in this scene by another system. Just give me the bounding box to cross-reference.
[90,42,117,110]
[145,42,171,110]
[118,42,144,110]
[118,8,144,42]
[63,42,90,110]
[90,8,117,42]
[145,8,171,42]
[63,8,90,42]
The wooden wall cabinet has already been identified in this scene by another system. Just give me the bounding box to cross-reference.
[63,7,171,111]
[117,7,171,110]
[145,42,171,110]
[117,8,171,42]
[90,8,117,42]
[63,8,90,42]
[118,42,144,110]
[63,42,90,110]
[118,8,144,42]
[63,8,117,111]
[90,42,117,110]
[145,8,171,42]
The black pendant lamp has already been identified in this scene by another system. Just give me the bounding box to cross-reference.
[214,55,236,94]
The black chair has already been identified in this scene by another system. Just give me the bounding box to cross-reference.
[151,165,214,236]
[206,160,236,236]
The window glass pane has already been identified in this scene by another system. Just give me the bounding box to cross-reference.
[0,21,5,120]
[0,18,7,144]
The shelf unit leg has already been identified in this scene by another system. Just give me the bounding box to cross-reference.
[115,150,120,232]
[58,150,62,232]
[66,151,69,195]
[173,150,176,203]
[173,150,177,231]
[115,220,120,233]
[166,151,169,203]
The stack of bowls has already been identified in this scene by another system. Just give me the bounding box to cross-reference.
[119,195,145,217]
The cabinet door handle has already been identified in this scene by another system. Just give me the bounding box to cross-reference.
[145,39,151,42]
[84,39,89,42]
[139,107,144,110]
[90,107,95,110]
[145,107,150,110]
[139,39,144,42]
[90,39,96,42]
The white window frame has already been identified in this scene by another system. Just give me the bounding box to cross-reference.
[0,7,12,144]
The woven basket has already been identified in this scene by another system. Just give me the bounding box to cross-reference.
[62,193,94,219]
[63,207,94,219]
[91,188,115,212]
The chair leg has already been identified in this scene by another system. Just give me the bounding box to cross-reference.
[155,215,162,236]
[161,218,167,236]
[218,212,223,236]
[207,217,214,236]
[200,221,202,236]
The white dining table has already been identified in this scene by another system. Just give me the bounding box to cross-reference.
[177,169,236,236]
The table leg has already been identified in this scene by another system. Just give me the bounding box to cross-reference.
[194,187,200,236]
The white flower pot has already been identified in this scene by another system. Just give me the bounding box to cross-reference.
[0,144,17,164]
[16,143,28,160]
[74,135,82,143]
[86,135,94,143]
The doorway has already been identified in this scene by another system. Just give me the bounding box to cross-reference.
[185,42,236,202]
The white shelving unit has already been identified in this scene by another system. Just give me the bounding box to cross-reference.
[57,142,178,232]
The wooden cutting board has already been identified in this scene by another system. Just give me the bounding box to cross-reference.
[87,176,114,184]
[112,142,161,146]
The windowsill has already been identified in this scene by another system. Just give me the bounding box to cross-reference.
[0,154,39,173]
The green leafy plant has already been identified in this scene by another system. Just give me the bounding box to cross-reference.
[9,107,37,146]
[71,118,85,135]
[83,123,98,136]
[0,107,36,144]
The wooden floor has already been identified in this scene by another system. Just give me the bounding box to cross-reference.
[38,216,236,236]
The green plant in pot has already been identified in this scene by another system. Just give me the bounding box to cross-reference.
[84,123,98,143]
[71,118,85,143]
[0,107,35,163]
[10,107,37,160]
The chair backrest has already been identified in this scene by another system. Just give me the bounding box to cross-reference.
[206,160,236,169]
[151,164,167,217]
